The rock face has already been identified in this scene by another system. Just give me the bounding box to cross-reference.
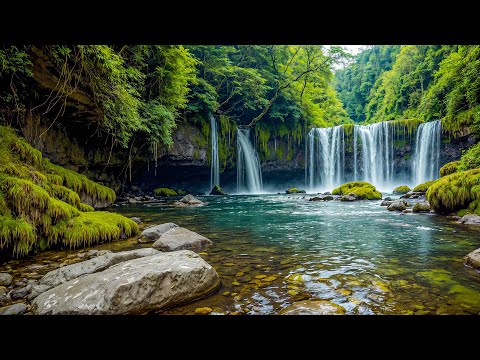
[459,214,480,226]
[27,284,51,301]
[280,300,346,315]
[40,248,159,288]
[387,199,407,211]
[0,303,27,315]
[174,194,205,207]
[209,185,227,196]
[0,273,12,287]
[153,227,213,252]
[33,250,220,315]
[138,223,179,243]
[413,201,431,212]
[465,248,480,268]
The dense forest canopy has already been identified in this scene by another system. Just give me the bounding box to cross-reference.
[335,45,480,136]
[0,45,349,151]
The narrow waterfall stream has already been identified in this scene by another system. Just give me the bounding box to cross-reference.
[210,115,220,190]
[237,128,263,193]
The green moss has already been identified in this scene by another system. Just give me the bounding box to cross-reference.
[440,161,461,177]
[402,153,411,161]
[413,180,437,192]
[332,181,382,200]
[427,168,480,214]
[458,142,480,171]
[342,124,354,136]
[48,211,138,249]
[176,189,187,196]
[153,187,178,197]
[393,185,411,194]
[389,118,425,136]
[286,188,306,194]
[0,125,137,257]
[457,209,471,217]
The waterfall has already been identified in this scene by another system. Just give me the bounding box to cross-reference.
[306,126,345,191]
[210,115,220,190]
[306,120,436,191]
[237,128,263,193]
[413,120,442,184]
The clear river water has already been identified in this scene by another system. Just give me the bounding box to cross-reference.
[2,193,479,315]
[111,193,480,315]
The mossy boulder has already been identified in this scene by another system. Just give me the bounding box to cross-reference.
[393,185,411,195]
[413,180,437,193]
[440,161,461,177]
[0,126,138,257]
[427,168,480,215]
[286,188,306,194]
[209,185,227,196]
[332,182,382,200]
[413,201,431,212]
[153,188,178,197]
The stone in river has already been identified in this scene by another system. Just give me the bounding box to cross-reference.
[153,227,213,252]
[195,307,213,315]
[0,273,12,287]
[387,199,407,211]
[0,303,27,315]
[459,214,480,226]
[465,248,480,269]
[9,285,32,300]
[33,250,220,315]
[413,201,431,212]
[40,248,159,288]
[280,300,346,315]
[138,223,179,243]
[173,194,205,207]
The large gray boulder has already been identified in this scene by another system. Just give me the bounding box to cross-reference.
[340,195,356,202]
[0,273,12,287]
[280,300,346,315]
[459,214,480,226]
[413,201,431,212]
[32,250,220,315]
[465,248,480,268]
[381,200,393,207]
[40,248,159,289]
[153,227,213,252]
[387,199,407,211]
[174,194,205,207]
[138,223,179,243]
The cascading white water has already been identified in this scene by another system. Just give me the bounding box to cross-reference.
[210,115,220,190]
[306,120,440,191]
[306,126,345,190]
[355,121,394,188]
[413,120,442,184]
[237,128,263,193]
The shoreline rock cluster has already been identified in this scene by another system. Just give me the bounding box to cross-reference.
[0,222,218,315]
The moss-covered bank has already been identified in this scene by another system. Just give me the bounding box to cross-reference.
[0,126,138,257]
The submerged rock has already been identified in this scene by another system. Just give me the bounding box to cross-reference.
[174,194,205,207]
[458,214,480,226]
[413,201,431,212]
[138,223,178,243]
[153,227,213,252]
[465,248,480,268]
[33,250,220,315]
[0,303,27,315]
[280,300,346,315]
[340,195,356,202]
[387,199,407,211]
[309,195,334,201]
[286,188,306,194]
[0,273,12,287]
[209,185,227,196]
[40,248,159,288]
